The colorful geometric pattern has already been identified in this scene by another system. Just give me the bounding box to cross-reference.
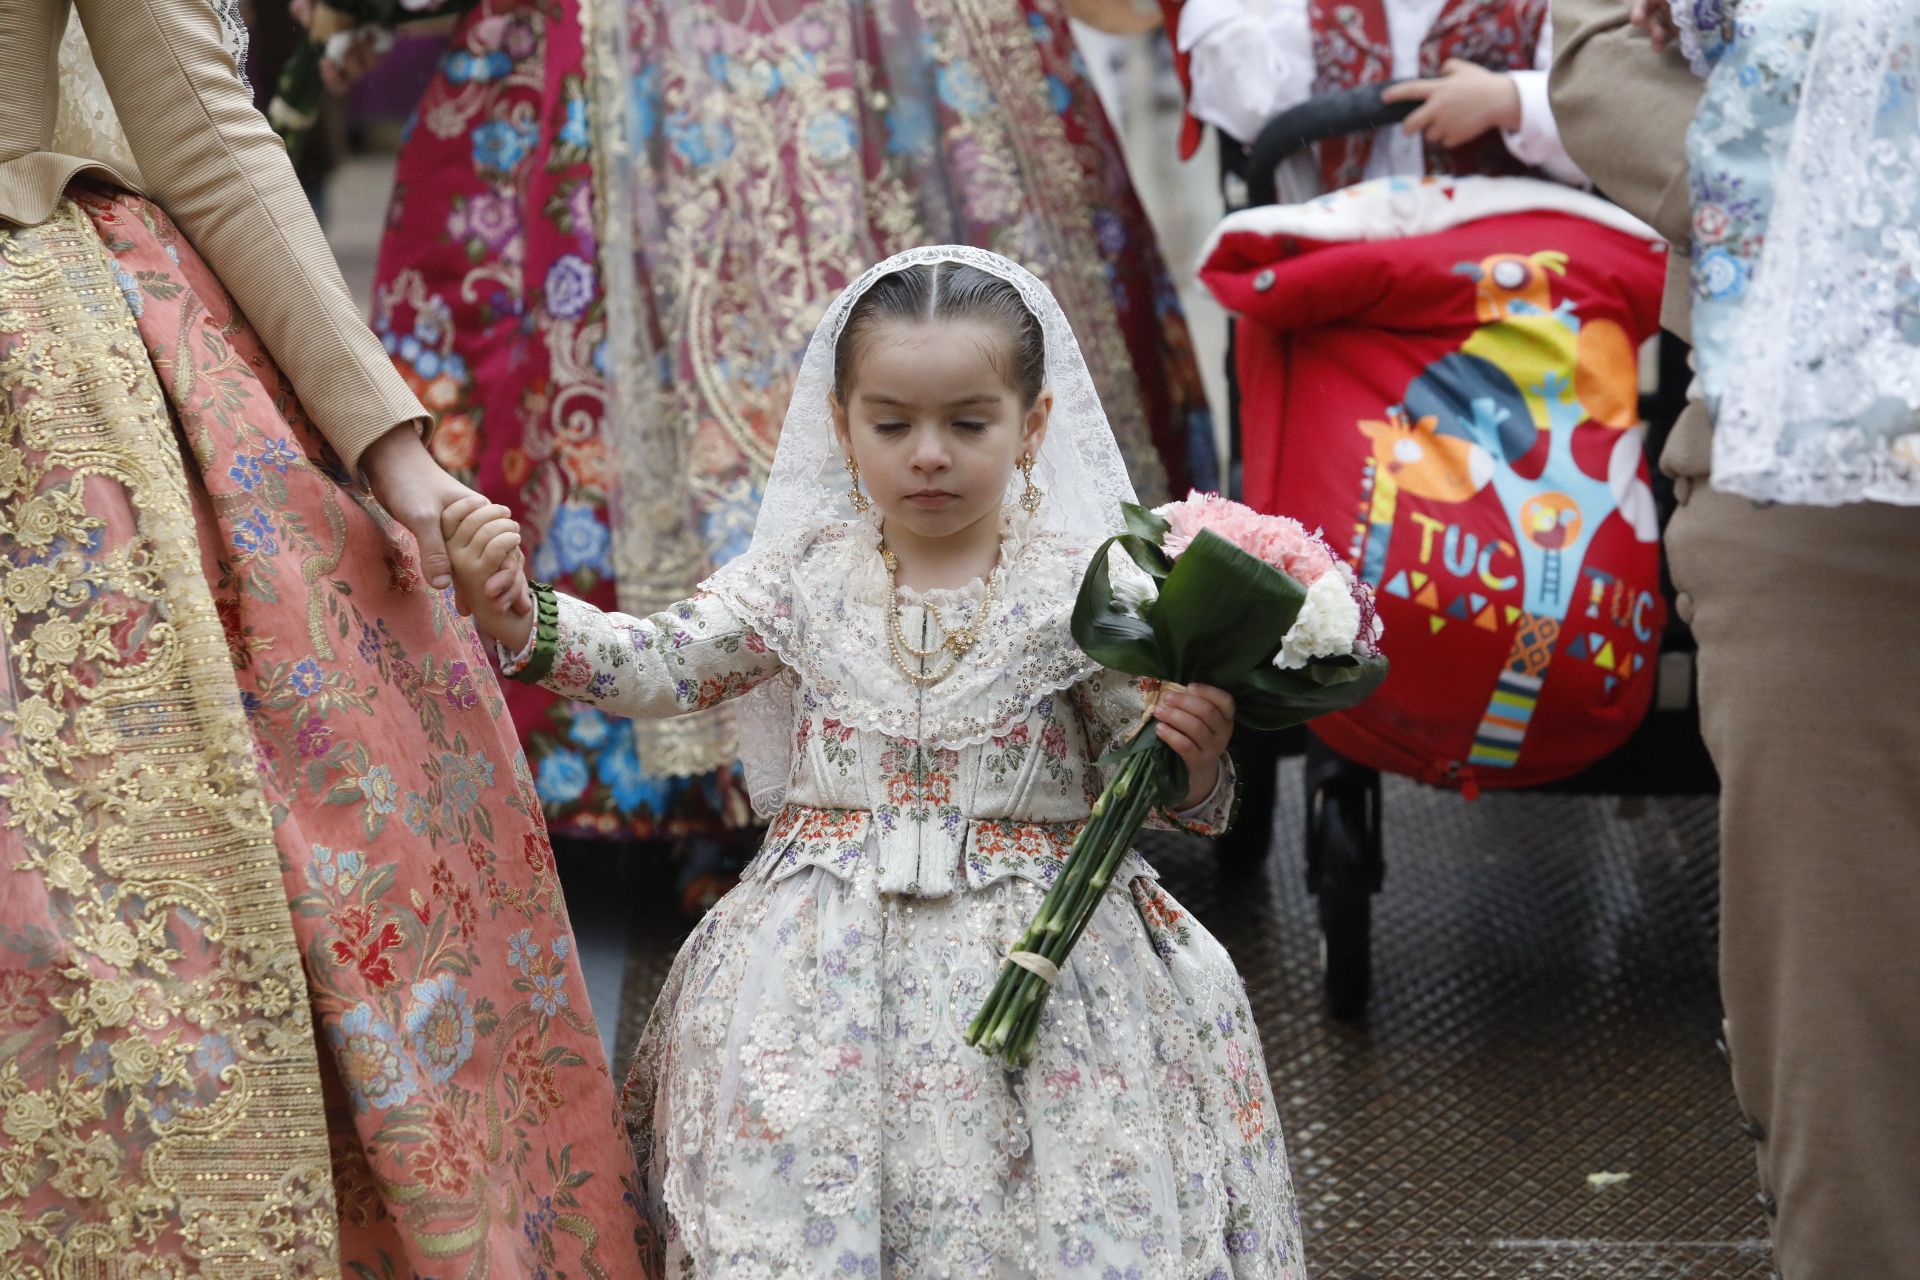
[1465,612,1561,768]
[1507,613,1562,678]
[1470,670,1543,767]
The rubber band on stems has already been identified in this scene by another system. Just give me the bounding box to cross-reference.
[1005,950,1060,984]
[1131,679,1187,739]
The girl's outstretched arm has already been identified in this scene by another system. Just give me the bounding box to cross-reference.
[444,495,784,721]
[498,588,785,722]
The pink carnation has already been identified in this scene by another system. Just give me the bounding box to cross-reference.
[1156,492,1340,586]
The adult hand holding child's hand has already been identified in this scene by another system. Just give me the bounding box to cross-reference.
[362,426,530,617]
[442,494,536,651]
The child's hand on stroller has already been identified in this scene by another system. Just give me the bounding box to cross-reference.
[1382,60,1522,150]
[1630,0,1680,52]
[443,494,535,653]
[1152,682,1236,810]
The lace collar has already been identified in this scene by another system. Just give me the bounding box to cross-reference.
[839,508,1043,609]
[702,509,1099,747]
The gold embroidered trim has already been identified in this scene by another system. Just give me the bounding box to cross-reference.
[0,201,337,1275]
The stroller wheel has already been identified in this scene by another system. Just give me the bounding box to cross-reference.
[1214,728,1286,871]
[1317,887,1372,1022]
[1305,745,1382,1021]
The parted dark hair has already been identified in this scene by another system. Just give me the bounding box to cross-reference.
[832,261,1046,407]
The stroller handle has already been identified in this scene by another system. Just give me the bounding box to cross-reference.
[1244,83,1419,207]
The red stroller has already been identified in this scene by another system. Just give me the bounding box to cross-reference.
[1202,91,1714,1017]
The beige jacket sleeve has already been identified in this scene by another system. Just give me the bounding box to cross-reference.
[75,0,426,471]
[1548,0,1703,337]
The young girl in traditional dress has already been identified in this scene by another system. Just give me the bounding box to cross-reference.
[446,246,1306,1277]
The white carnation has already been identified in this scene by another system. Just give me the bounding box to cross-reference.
[1109,561,1159,617]
[1272,572,1362,670]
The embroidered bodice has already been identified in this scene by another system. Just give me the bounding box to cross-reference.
[513,515,1232,897]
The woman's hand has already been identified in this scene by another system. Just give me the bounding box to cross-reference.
[1382,60,1523,149]
[360,424,529,614]
[1152,682,1235,810]
[291,0,389,93]
[1630,0,1681,52]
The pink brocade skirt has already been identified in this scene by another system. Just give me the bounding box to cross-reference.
[0,190,648,1276]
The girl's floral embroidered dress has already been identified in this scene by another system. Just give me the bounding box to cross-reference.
[509,512,1307,1278]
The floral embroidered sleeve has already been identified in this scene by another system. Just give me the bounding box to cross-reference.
[1070,667,1239,838]
[500,590,784,720]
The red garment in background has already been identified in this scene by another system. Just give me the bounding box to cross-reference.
[1156,0,1547,185]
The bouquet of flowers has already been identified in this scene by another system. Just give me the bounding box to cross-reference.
[268,0,479,159]
[964,493,1387,1065]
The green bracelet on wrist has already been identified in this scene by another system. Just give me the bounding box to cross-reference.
[512,581,561,684]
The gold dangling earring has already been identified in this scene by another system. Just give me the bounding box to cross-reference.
[846,456,872,513]
[1018,452,1043,515]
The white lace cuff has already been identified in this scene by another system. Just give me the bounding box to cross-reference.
[1671,1,1718,77]
[1502,70,1588,188]
[497,630,537,676]
[1169,751,1237,837]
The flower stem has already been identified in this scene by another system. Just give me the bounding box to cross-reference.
[966,731,1172,1065]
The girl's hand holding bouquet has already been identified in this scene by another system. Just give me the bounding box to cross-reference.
[966,492,1387,1066]
[1149,683,1237,810]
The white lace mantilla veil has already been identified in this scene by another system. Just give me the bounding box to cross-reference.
[704,245,1142,816]
[1705,0,1920,506]
[51,0,251,177]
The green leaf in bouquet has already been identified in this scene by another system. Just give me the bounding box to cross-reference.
[1234,652,1389,731]
[1072,536,1170,677]
[1110,505,1175,584]
[1095,721,1163,767]
[1298,654,1377,686]
[1119,534,1174,583]
[1153,530,1308,686]
[1157,747,1190,807]
[1121,502,1172,543]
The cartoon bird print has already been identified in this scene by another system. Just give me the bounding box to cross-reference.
[1456,250,1644,434]
[1455,250,1568,323]
[1455,256,1657,545]
[1521,494,1581,550]
[1352,357,1536,584]
[1518,491,1585,603]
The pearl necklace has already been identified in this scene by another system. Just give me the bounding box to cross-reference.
[879,545,999,687]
